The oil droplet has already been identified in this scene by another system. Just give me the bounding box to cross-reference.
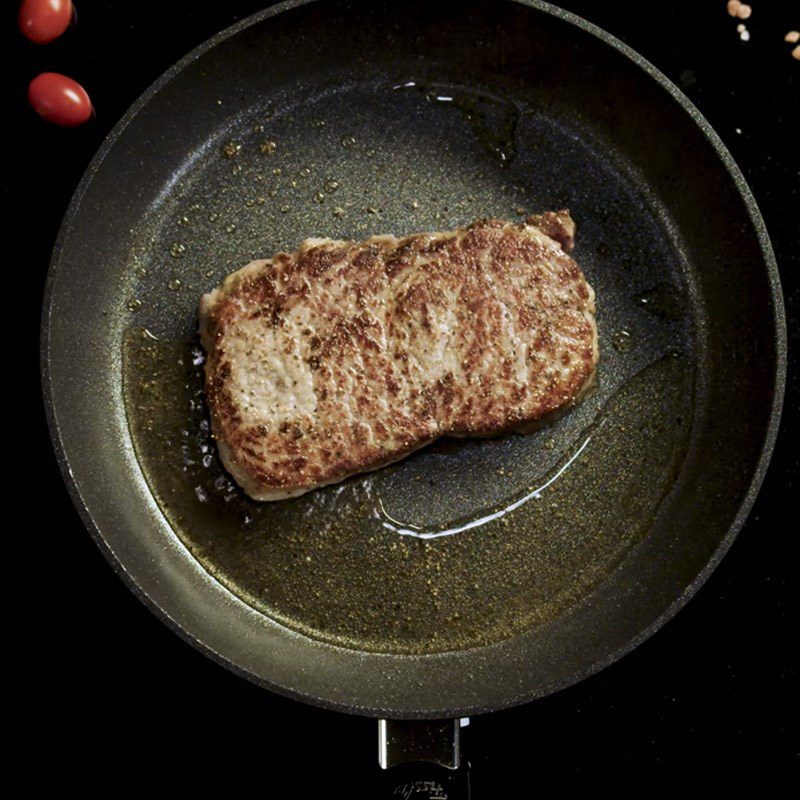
[245,198,255,208]
[314,119,326,128]
[332,206,346,218]
[366,206,379,214]
[401,82,518,167]
[221,141,241,158]
[314,191,325,203]
[341,135,356,148]
[256,196,266,206]
[635,283,686,322]
[325,179,339,193]
[299,167,311,178]
[168,279,182,291]
[170,243,186,259]
[612,330,633,352]
[231,164,243,175]
[252,123,265,134]
[259,140,277,155]
[209,212,219,222]
[177,215,190,226]
[268,189,278,198]
[225,224,237,234]
[410,200,419,209]
[127,298,142,312]
[272,168,282,176]
[280,204,290,213]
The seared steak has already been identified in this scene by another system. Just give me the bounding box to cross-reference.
[199,211,598,500]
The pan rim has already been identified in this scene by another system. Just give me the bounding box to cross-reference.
[40,0,787,719]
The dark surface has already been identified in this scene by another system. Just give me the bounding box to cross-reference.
[41,0,784,723]
[12,0,797,793]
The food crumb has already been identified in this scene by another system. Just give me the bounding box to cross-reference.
[221,141,241,158]
[727,1,751,22]
[786,31,800,44]
[793,45,800,60]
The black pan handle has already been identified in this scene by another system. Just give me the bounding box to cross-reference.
[378,719,471,798]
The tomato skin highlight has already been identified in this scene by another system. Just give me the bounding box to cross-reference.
[18,0,73,45]
[28,73,93,127]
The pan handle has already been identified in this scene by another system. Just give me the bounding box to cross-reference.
[378,719,471,798]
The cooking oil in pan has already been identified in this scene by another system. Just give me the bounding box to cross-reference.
[394,80,519,168]
[122,328,695,655]
[118,75,699,654]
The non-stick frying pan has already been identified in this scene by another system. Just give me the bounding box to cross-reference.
[42,0,785,787]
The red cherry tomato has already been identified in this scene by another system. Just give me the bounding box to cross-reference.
[18,0,73,45]
[28,73,92,127]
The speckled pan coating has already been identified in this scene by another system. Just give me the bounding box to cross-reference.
[42,0,785,718]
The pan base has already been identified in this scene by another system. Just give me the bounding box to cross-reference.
[121,78,698,655]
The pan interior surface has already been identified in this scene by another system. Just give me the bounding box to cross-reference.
[45,0,782,714]
[121,79,697,654]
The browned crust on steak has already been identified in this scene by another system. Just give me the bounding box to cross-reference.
[199,211,598,500]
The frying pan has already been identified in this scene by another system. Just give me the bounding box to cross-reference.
[41,0,786,788]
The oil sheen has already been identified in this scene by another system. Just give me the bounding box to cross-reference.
[122,328,694,654]
[120,79,698,655]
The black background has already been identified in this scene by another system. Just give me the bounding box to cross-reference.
[11,0,798,793]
